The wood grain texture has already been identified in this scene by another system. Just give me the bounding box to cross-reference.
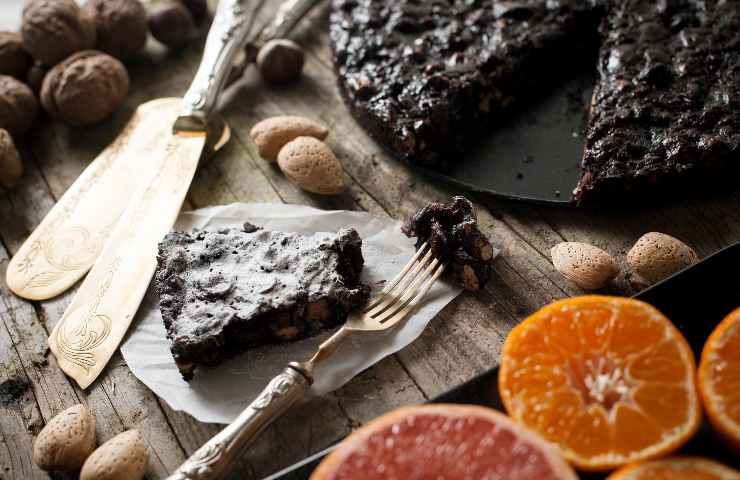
[2,0,739,478]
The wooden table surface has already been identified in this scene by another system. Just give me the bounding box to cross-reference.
[3,1,740,478]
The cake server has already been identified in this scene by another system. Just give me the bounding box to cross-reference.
[166,242,447,480]
[5,101,230,301]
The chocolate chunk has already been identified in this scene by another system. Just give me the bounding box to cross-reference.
[402,197,495,292]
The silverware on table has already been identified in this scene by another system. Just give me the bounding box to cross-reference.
[45,0,330,389]
[167,242,447,480]
[6,0,324,302]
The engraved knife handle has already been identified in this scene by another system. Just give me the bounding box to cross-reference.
[178,0,260,127]
[259,0,324,43]
[166,365,311,480]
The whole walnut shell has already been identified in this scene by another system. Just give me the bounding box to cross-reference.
[0,32,32,79]
[0,75,38,136]
[0,129,23,190]
[41,50,129,126]
[86,0,148,60]
[22,0,96,66]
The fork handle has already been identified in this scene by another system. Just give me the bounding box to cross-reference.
[166,365,311,480]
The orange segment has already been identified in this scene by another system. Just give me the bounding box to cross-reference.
[499,295,701,471]
[699,307,740,452]
[607,457,740,480]
[310,404,578,480]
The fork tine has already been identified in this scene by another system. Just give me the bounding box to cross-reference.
[364,242,429,311]
[365,246,434,317]
[370,256,440,323]
[371,261,447,327]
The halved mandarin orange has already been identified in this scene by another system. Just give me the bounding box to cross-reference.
[499,295,701,471]
[698,307,740,453]
[606,456,740,480]
[310,404,578,480]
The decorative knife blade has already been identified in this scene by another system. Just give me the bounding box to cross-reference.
[6,98,182,300]
[48,0,260,389]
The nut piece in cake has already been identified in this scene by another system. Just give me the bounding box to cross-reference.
[402,197,495,291]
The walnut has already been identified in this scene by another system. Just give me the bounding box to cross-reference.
[0,129,23,190]
[148,2,195,49]
[25,62,47,94]
[0,75,38,136]
[0,32,32,79]
[41,50,129,126]
[21,0,96,66]
[86,0,148,60]
[257,39,305,85]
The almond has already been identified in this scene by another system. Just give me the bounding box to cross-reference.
[250,115,328,161]
[80,429,148,480]
[627,232,698,284]
[551,242,619,290]
[277,136,345,195]
[33,403,96,472]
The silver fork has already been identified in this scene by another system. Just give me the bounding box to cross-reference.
[167,242,446,480]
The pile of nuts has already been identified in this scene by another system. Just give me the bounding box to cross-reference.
[250,115,345,195]
[1,0,309,191]
[33,403,148,480]
[551,232,698,291]
[0,0,208,191]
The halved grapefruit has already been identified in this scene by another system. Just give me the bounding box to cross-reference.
[310,404,577,480]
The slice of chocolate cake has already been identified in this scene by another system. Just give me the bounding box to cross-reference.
[577,1,740,200]
[155,224,369,380]
[402,197,495,292]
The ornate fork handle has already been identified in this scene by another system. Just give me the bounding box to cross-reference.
[166,366,311,480]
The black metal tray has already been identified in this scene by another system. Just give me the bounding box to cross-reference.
[266,242,740,480]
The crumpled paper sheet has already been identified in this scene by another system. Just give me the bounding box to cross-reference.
[121,203,464,424]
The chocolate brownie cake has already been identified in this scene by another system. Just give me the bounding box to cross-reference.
[155,224,369,380]
[577,1,740,200]
[402,197,494,292]
[330,0,739,201]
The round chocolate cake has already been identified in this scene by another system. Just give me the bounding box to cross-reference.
[330,0,740,201]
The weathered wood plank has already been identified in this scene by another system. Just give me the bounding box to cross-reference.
[0,147,187,478]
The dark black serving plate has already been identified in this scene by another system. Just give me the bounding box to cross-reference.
[410,71,594,206]
[266,242,740,480]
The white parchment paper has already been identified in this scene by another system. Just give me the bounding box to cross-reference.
[121,203,463,424]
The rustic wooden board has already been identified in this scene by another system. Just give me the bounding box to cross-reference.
[2,1,740,478]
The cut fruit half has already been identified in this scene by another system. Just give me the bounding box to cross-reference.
[607,456,740,480]
[310,404,577,480]
[499,295,701,471]
[699,307,740,453]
